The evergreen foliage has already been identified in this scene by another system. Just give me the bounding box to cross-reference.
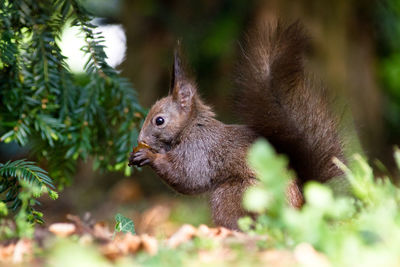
[0,0,144,230]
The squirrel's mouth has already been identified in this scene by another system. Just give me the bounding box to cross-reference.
[158,141,172,154]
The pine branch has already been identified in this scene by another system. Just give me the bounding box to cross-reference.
[0,159,58,231]
[0,159,57,194]
[1,0,145,193]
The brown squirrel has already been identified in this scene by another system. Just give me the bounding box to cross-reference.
[128,21,345,230]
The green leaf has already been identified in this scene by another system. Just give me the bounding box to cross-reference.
[237,216,254,232]
[304,182,334,209]
[114,213,135,235]
[0,202,8,216]
[243,186,271,213]
[48,190,59,200]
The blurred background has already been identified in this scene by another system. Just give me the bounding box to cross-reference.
[4,0,400,236]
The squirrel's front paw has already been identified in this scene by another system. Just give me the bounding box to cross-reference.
[129,149,156,167]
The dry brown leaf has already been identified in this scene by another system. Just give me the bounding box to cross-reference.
[113,233,141,254]
[167,224,197,248]
[101,234,135,260]
[102,232,154,260]
[213,227,232,239]
[93,222,113,241]
[0,243,15,263]
[66,214,93,235]
[101,241,123,261]
[0,239,33,264]
[123,233,141,253]
[48,223,76,237]
[197,224,212,237]
[140,234,158,255]
[12,239,32,263]
[294,243,331,267]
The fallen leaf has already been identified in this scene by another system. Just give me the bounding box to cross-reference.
[167,224,197,248]
[101,241,122,261]
[12,239,32,263]
[140,234,158,255]
[93,222,113,242]
[122,233,141,253]
[213,227,232,239]
[66,214,93,235]
[49,223,76,237]
[197,224,212,237]
[0,243,15,263]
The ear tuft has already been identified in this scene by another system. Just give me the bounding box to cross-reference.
[170,40,196,111]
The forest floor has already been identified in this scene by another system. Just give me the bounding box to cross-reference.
[0,212,329,267]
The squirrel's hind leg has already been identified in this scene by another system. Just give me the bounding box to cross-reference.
[209,178,304,230]
[209,178,257,230]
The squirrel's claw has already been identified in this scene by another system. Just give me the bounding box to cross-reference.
[139,159,151,166]
[129,149,154,167]
[128,152,136,167]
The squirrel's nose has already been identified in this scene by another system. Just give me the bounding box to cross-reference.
[137,136,144,144]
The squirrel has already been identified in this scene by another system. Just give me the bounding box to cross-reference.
[128,21,345,230]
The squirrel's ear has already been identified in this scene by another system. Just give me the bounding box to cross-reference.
[170,41,196,111]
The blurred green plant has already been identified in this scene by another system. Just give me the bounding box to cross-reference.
[0,0,144,236]
[241,139,400,266]
[47,239,114,267]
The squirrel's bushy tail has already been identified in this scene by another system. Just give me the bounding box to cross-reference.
[236,21,344,184]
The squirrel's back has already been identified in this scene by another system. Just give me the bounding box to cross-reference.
[235,21,345,185]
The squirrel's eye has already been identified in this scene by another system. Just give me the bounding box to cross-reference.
[155,116,165,126]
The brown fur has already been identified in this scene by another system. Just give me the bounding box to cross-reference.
[235,21,345,185]
[129,21,344,230]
